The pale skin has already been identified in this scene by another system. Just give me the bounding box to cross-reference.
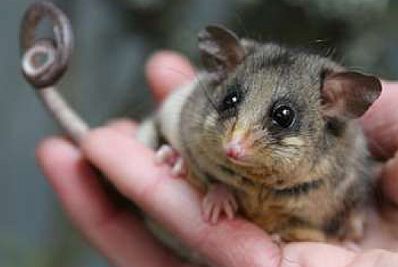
[37,51,398,267]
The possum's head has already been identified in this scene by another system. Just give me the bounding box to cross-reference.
[195,25,381,186]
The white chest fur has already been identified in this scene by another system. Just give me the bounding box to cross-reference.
[157,77,198,151]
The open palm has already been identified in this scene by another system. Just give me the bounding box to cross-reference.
[37,51,398,267]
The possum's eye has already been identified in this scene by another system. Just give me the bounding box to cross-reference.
[271,105,296,128]
[219,89,242,114]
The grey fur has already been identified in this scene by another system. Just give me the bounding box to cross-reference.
[138,31,381,243]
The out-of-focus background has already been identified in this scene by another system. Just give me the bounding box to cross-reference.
[1,0,397,266]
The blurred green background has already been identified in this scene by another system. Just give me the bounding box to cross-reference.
[1,0,397,266]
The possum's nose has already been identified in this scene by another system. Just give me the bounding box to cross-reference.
[224,141,245,160]
[223,130,253,161]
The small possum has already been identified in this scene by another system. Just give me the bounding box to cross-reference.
[137,25,382,242]
[22,2,381,243]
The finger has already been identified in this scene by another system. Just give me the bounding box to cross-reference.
[360,82,398,159]
[81,127,281,267]
[106,118,137,136]
[37,137,186,267]
[379,155,398,206]
[282,243,398,267]
[281,243,355,267]
[146,51,196,102]
[348,250,398,267]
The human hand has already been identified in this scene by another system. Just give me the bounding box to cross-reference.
[37,51,398,267]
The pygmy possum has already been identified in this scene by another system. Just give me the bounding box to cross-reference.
[137,26,382,243]
[20,2,382,244]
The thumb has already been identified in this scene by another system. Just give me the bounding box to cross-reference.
[145,50,196,102]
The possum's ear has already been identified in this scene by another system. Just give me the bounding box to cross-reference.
[198,25,245,80]
[321,71,382,118]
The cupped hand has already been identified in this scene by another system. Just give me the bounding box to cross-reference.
[37,51,398,267]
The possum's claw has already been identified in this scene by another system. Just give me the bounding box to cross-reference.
[155,144,186,177]
[171,157,187,177]
[155,144,178,165]
[270,234,283,246]
[202,184,238,224]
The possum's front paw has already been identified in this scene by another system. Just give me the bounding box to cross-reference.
[202,184,238,224]
[155,144,187,177]
[337,210,366,252]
